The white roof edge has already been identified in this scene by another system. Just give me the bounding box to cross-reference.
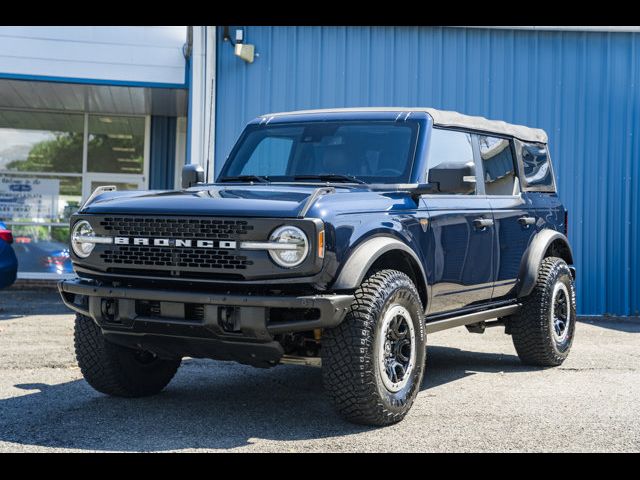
[424,108,547,143]
[264,107,548,144]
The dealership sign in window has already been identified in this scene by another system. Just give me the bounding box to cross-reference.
[0,177,60,220]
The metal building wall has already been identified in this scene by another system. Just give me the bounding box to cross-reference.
[149,116,177,190]
[215,26,640,316]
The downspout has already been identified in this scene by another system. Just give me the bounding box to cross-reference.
[205,26,217,182]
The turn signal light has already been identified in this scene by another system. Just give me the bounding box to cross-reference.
[317,230,325,259]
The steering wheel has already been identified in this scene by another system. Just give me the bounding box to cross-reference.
[376,168,403,176]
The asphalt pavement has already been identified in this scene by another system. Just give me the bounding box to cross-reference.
[0,288,638,452]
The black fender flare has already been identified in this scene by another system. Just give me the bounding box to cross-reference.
[517,229,574,297]
[332,236,429,305]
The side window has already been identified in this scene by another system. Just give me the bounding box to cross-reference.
[521,142,555,191]
[426,128,476,194]
[479,135,518,196]
[239,137,293,176]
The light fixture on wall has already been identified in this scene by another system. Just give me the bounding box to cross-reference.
[222,26,255,64]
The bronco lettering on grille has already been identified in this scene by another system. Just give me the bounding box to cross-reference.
[112,237,237,249]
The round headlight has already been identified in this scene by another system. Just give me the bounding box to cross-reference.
[268,225,309,268]
[71,220,95,258]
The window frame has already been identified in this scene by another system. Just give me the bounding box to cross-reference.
[513,138,557,193]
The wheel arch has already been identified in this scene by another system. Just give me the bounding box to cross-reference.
[517,229,574,298]
[332,236,429,311]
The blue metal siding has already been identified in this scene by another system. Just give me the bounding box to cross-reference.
[215,26,640,316]
[149,116,177,190]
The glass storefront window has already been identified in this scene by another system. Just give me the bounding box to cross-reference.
[0,111,84,173]
[0,110,148,278]
[87,115,145,174]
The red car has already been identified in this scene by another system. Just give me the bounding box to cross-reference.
[0,222,17,289]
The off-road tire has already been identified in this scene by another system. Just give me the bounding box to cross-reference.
[74,314,181,397]
[510,257,576,366]
[321,269,426,426]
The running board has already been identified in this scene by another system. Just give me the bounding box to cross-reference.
[425,304,520,334]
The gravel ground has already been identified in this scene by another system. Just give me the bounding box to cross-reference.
[0,288,639,452]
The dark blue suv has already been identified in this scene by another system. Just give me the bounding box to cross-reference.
[59,108,576,425]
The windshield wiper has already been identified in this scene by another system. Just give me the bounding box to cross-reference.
[293,174,366,184]
[219,175,271,183]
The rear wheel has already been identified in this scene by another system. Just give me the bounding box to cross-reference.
[74,314,181,397]
[510,257,576,366]
[321,269,426,426]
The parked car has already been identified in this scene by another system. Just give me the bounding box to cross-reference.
[12,239,73,275]
[0,221,17,289]
[59,108,576,426]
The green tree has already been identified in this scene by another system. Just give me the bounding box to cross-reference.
[6,132,83,173]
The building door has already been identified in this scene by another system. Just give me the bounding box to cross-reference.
[82,115,149,199]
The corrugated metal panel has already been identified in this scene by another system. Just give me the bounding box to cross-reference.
[149,116,177,189]
[215,26,640,316]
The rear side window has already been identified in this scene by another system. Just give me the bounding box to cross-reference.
[478,135,518,196]
[520,142,555,191]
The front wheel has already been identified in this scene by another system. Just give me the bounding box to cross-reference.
[510,257,577,366]
[321,269,426,426]
[74,314,181,397]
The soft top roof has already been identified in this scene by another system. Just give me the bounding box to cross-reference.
[262,107,548,144]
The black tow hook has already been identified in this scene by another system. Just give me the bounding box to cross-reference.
[101,299,118,322]
[218,306,241,333]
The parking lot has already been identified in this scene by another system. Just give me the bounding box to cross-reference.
[0,287,638,452]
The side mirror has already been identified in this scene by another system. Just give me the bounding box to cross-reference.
[181,164,205,189]
[428,162,476,194]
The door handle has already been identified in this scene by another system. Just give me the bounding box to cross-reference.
[473,218,494,229]
[518,216,536,226]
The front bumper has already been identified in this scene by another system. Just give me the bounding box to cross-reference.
[58,278,353,366]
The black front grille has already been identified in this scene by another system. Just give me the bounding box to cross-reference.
[74,214,316,282]
[100,245,253,270]
[93,216,258,275]
[99,217,254,240]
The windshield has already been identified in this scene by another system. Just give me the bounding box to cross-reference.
[218,121,419,184]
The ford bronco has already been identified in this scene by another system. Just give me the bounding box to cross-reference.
[59,108,576,426]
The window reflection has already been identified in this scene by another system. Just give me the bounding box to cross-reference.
[522,143,554,189]
[479,135,518,196]
[87,115,145,174]
[0,111,83,173]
